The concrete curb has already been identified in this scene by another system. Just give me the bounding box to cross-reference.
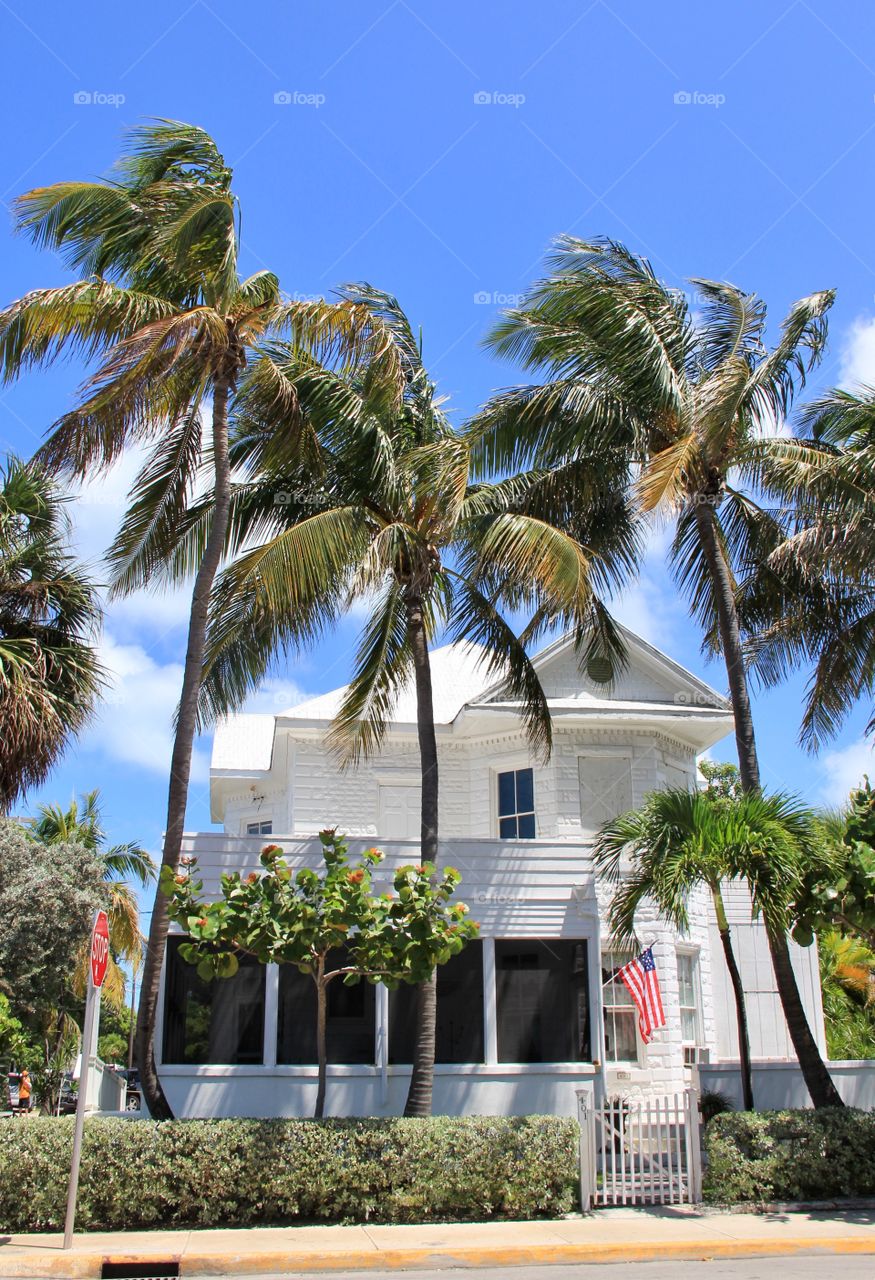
[2,1235,875,1278]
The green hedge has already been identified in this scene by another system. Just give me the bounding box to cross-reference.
[0,1115,578,1232]
[704,1108,875,1203]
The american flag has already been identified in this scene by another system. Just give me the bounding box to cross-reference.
[618,947,666,1044]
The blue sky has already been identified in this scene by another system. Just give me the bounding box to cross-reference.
[1,0,874,872]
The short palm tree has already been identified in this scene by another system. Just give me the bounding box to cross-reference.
[31,789,155,1015]
[0,457,103,811]
[594,785,756,1111]
[738,387,875,748]
[0,121,387,1118]
[166,286,636,1114]
[473,236,843,1108]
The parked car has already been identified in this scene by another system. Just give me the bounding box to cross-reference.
[58,1072,78,1115]
[115,1067,142,1111]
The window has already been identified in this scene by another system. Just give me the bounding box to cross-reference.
[389,941,484,1064]
[246,820,273,836]
[602,950,638,1063]
[162,938,265,1065]
[579,755,633,832]
[378,783,420,839]
[495,939,590,1063]
[277,947,376,1064]
[677,951,702,1048]
[497,768,536,839]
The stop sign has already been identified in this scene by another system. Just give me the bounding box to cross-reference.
[90,910,110,988]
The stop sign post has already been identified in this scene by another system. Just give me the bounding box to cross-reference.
[63,909,109,1249]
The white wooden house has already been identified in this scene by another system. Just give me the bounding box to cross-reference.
[157,627,827,1118]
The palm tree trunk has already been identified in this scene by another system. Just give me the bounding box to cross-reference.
[135,372,234,1120]
[694,500,842,1109]
[711,883,754,1111]
[315,960,327,1119]
[403,591,439,1118]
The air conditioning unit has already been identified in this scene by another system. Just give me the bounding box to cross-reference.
[683,1045,710,1067]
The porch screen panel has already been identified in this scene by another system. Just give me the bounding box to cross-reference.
[495,939,590,1062]
[163,937,265,1064]
[389,940,484,1063]
[277,945,376,1064]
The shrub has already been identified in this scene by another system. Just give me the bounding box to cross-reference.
[0,1115,578,1232]
[704,1108,875,1203]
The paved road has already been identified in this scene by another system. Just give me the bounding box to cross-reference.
[226,1257,873,1280]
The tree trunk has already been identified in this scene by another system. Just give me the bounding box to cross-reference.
[135,372,234,1120]
[711,883,754,1111]
[694,499,842,1109]
[767,925,844,1108]
[403,592,439,1117]
[315,959,327,1118]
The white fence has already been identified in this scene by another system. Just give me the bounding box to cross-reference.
[577,1087,702,1209]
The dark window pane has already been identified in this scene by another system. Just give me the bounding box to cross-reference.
[495,939,590,1063]
[517,812,536,839]
[499,815,518,839]
[162,938,265,1065]
[497,771,515,816]
[277,946,376,1064]
[390,941,484,1064]
[516,767,534,814]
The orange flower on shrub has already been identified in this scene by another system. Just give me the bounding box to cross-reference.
[347,869,365,884]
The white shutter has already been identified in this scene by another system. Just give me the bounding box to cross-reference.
[378,784,421,839]
[578,754,633,832]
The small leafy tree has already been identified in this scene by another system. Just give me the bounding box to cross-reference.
[161,831,478,1117]
[793,781,875,952]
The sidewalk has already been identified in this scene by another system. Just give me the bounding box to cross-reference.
[2,1206,874,1278]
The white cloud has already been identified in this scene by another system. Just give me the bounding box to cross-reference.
[85,633,209,782]
[818,737,874,807]
[240,675,312,714]
[839,317,875,390]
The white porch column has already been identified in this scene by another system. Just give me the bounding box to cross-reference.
[482,937,498,1064]
[376,985,389,1104]
[263,965,279,1068]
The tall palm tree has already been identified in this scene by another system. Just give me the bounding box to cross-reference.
[0,456,103,811]
[159,286,637,1114]
[594,786,756,1111]
[31,789,155,1015]
[737,387,875,749]
[473,236,843,1107]
[0,121,386,1118]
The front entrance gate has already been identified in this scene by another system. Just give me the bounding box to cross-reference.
[576,1087,703,1208]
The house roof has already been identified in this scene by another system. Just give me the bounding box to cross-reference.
[210,627,732,778]
[278,642,495,725]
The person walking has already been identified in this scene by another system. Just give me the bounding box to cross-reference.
[17,1068,32,1114]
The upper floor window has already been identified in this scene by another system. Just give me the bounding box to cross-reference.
[579,754,632,833]
[602,949,638,1064]
[246,820,273,836]
[677,950,702,1048]
[497,767,535,839]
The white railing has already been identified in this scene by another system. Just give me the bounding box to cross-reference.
[577,1087,702,1208]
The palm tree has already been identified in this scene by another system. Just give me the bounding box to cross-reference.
[162,286,637,1115]
[0,121,386,1118]
[594,786,756,1111]
[0,456,103,811]
[818,930,875,1060]
[31,789,155,1015]
[473,236,843,1107]
[737,387,875,749]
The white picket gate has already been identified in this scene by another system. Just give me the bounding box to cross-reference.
[576,1087,702,1209]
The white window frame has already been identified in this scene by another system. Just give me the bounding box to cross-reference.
[676,947,703,1056]
[489,754,536,839]
[601,947,641,1066]
[495,765,537,840]
[246,819,274,836]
